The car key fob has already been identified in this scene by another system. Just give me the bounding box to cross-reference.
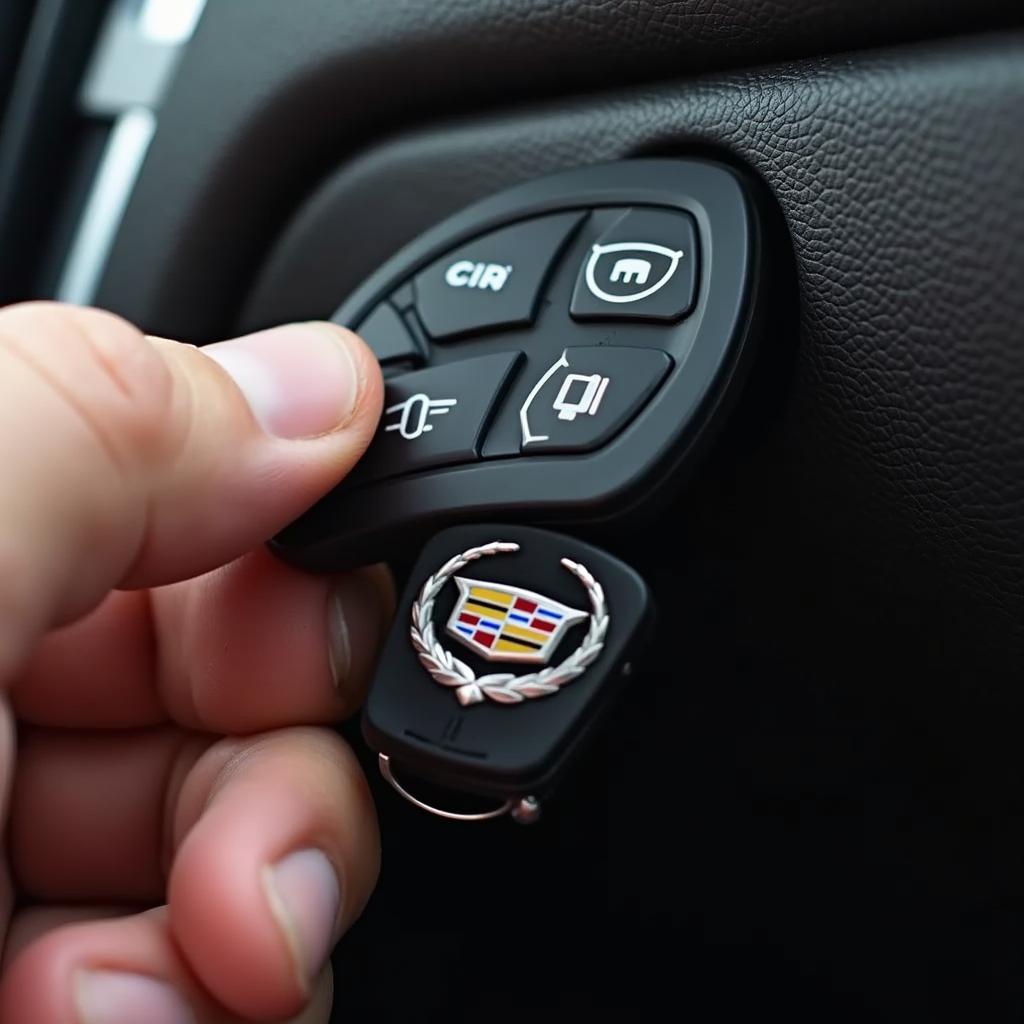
[272,157,770,572]
[364,523,651,823]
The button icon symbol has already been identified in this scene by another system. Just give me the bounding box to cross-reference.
[520,351,614,447]
[385,393,458,441]
[584,241,684,304]
[553,373,610,422]
[609,257,651,286]
[444,260,513,292]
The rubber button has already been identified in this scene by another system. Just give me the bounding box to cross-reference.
[569,208,698,323]
[505,346,672,455]
[413,212,585,340]
[353,352,523,483]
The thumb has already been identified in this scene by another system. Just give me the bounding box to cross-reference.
[0,302,382,680]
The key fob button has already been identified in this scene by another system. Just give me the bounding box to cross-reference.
[482,346,672,456]
[569,207,699,323]
[413,212,585,340]
[352,352,522,483]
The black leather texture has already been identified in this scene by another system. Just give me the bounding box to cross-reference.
[235,35,1024,1022]
[90,3,1024,1018]
[97,0,1020,340]
[244,34,1024,683]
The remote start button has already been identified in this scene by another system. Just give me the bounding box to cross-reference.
[569,208,698,323]
[414,212,584,340]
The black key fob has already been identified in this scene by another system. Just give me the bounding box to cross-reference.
[364,524,651,823]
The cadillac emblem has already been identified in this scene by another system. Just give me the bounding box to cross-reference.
[410,541,609,707]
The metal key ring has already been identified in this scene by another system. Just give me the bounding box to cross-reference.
[377,754,540,824]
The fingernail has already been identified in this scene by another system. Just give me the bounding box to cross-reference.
[327,572,386,692]
[263,848,341,992]
[75,971,195,1024]
[204,323,362,439]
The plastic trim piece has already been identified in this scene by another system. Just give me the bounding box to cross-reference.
[54,0,207,306]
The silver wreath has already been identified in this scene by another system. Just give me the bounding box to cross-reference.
[410,541,608,706]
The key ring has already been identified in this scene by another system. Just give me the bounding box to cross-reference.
[378,755,540,824]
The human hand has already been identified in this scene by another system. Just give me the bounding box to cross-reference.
[0,303,390,1023]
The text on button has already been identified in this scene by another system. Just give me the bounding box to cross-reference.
[444,260,513,292]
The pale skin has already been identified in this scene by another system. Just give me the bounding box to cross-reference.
[0,302,393,1023]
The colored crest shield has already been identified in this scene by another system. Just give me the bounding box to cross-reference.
[446,577,588,664]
